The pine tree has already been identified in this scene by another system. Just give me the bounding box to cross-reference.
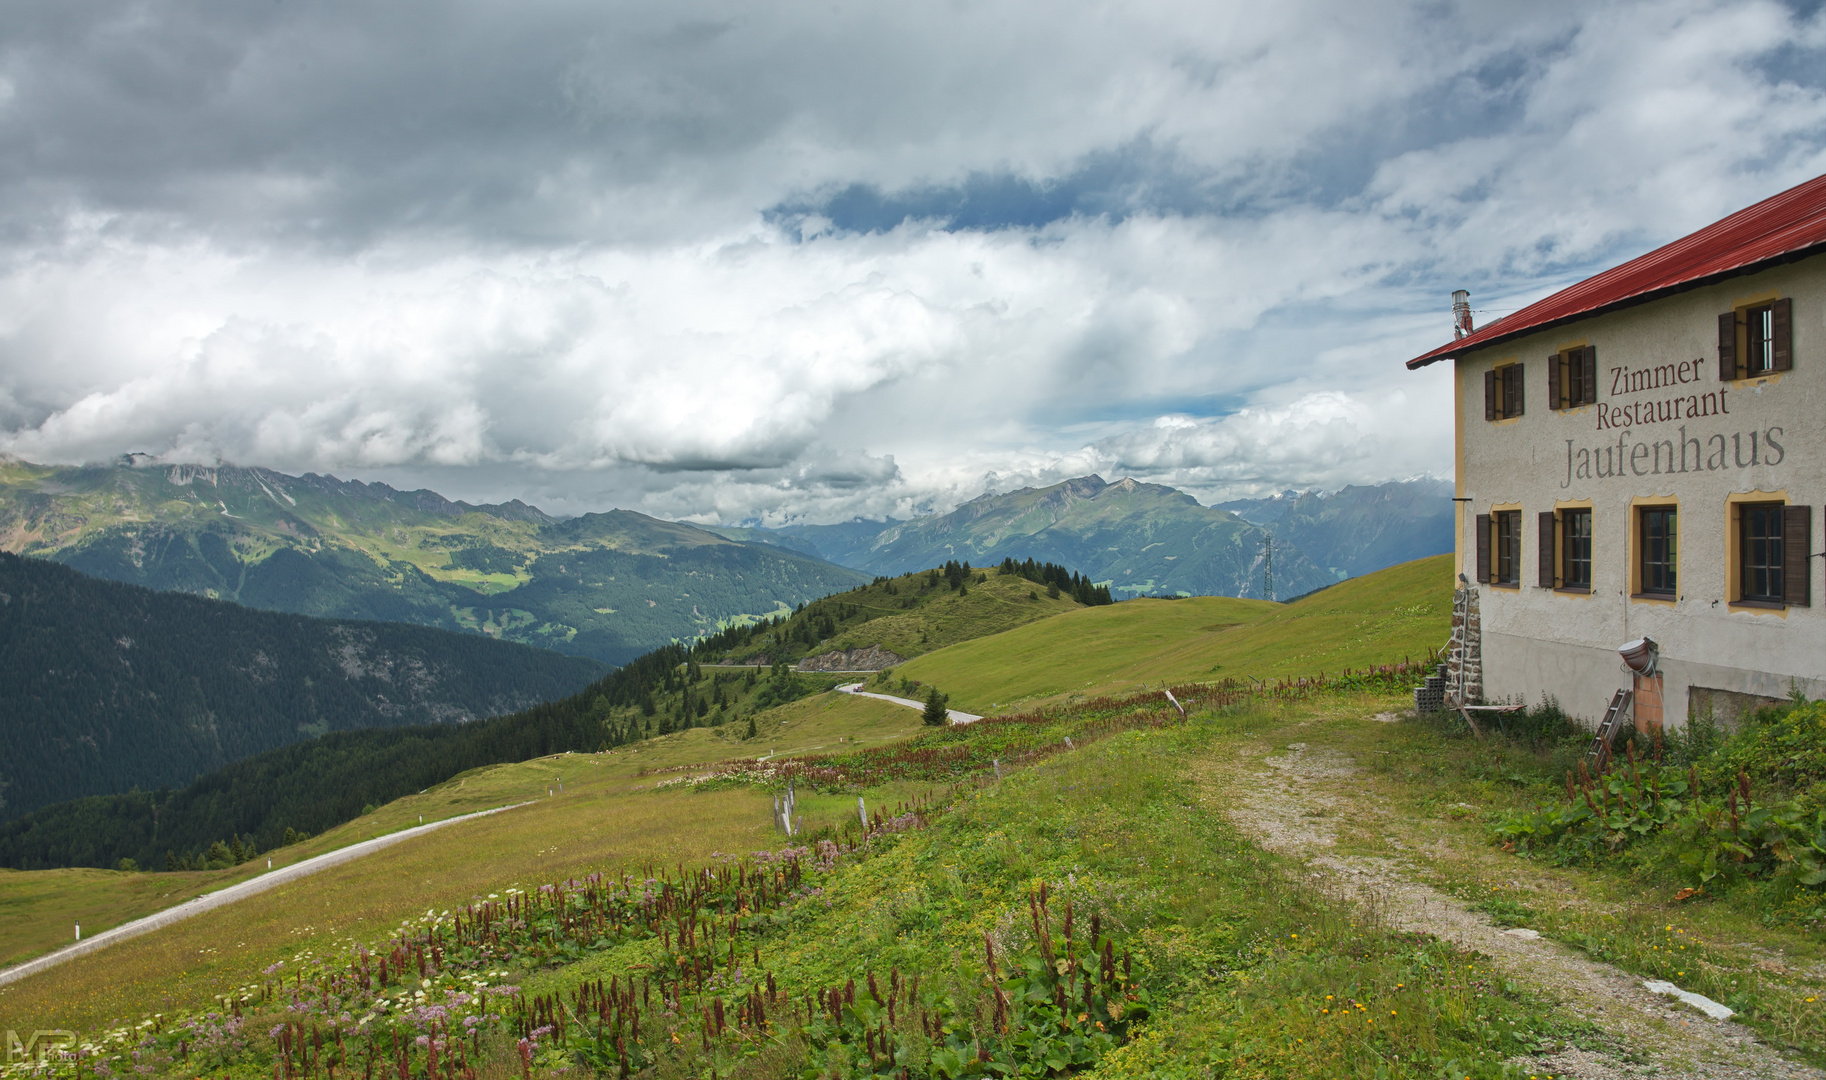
[922,688,949,726]
[744,715,757,739]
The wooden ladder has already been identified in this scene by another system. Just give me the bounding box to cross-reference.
[1586,688,1633,772]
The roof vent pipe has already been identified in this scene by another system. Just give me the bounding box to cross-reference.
[1452,290,1474,340]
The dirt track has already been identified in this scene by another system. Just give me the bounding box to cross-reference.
[1196,728,1824,1080]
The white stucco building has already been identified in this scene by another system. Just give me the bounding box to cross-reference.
[1407,173,1826,730]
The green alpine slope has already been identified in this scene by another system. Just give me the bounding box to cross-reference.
[0,457,866,664]
[891,553,1454,712]
[698,560,1096,667]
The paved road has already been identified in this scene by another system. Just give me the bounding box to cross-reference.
[0,802,531,989]
[836,682,984,724]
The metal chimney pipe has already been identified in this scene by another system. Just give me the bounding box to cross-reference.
[1452,290,1473,340]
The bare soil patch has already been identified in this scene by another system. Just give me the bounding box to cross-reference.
[1196,727,1825,1079]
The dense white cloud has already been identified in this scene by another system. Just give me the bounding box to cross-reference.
[0,0,1822,521]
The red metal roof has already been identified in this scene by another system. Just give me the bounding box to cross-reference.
[1406,171,1826,368]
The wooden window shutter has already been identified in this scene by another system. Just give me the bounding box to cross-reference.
[1784,505,1811,607]
[1538,511,1556,587]
[1547,353,1561,409]
[1513,362,1524,416]
[1772,297,1793,372]
[1484,369,1497,420]
[1475,514,1492,583]
[1581,346,1598,404]
[1718,311,1737,380]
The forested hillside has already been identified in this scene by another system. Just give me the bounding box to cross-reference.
[0,553,604,821]
[0,642,847,872]
[0,558,1111,872]
[0,458,866,664]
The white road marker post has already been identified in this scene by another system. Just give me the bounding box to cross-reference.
[858,796,868,829]
[74,923,80,941]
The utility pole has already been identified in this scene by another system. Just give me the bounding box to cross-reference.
[1262,534,1275,602]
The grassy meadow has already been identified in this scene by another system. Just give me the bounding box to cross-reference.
[0,691,927,1012]
[4,679,1626,1080]
[32,553,1826,1077]
[891,554,1452,712]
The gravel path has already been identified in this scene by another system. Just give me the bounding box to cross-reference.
[1196,735,1824,1080]
[835,682,984,724]
[0,802,532,989]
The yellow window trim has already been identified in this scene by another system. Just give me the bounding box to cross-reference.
[1487,357,1523,423]
[1725,289,1786,385]
[1549,338,1595,414]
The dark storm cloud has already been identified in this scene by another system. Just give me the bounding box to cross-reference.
[0,1,1822,522]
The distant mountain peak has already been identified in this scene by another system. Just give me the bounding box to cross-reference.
[0,457,866,663]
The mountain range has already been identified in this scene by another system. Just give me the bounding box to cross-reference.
[0,552,605,822]
[0,457,866,665]
[711,475,1452,600]
[1216,478,1455,580]
[0,458,1452,665]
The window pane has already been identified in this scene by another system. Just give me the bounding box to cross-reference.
[1564,510,1591,588]
[1749,306,1775,373]
[1641,507,1676,594]
[1742,503,1784,601]
[1495,510,1520,584]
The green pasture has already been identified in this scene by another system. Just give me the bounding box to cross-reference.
[891,554,1453,712]
[0,690,930,1033]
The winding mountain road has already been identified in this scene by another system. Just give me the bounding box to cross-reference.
[0,802,531,989]
[836,682,983,724]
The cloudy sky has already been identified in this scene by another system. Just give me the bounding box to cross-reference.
[1,1,1823,523]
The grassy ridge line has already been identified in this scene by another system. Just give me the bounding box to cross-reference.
[616,665,1431,806]
[892,553,1453,712]
[698,563,1088,666]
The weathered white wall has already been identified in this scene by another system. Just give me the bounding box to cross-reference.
[1452,251,1825,725]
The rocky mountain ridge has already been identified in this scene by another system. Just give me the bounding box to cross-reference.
[718,476,1454,600]
[0,457,866,664]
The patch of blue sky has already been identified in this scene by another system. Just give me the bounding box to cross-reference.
[765,139,1218,237]
[764,41,1556,241]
